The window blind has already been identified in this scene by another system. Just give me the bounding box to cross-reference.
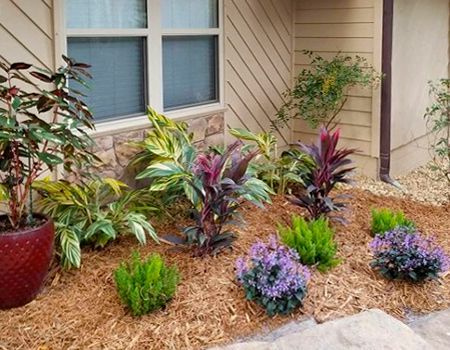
[67,37,147,121]
[163,36,218,110]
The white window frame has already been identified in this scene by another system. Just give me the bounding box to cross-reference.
[53,0,225,135]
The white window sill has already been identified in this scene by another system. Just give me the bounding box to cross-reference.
[89,103,227,138]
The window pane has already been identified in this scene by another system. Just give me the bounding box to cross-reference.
[163,36,218,110]
[66,0,147,29]
[67,37,146,121]
[162,0,218,28]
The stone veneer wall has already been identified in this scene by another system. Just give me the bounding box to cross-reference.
[91,113,225,184]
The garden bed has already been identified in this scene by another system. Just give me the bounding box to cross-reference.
[1,189,449,350]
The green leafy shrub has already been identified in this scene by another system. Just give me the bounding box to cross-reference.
[0,56,98,230]
[229,128,314,195]
[424,79,450,184]
[371,208,415,236]
[34,178,158,269]
[278,216,340,272]
[275,51,380,129]
[114,252,180,316]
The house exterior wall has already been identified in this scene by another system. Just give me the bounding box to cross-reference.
[0,0,55,70]
[1,0,448,180]
[223,0,294,149]
[293,0,382,178]
[390,0,449,176]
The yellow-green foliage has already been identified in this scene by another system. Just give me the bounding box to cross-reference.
[278,216,340,272]
[371,208,416,236]
[114,252,180,317]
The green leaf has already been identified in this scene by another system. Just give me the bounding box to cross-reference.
[229,128,259,142]
[137,162,186,180]
[37,152,64,165]
[12,97,22,110]
[0,183,9,201]
[58,225,82,269]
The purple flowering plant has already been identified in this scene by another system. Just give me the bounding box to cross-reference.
[370,227,450,282]
[236,236,310,316]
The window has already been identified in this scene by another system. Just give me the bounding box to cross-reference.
[65,0,221,122]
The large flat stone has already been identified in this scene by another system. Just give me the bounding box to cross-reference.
[214,309,433,350]
[273,309,431,350]
[409,309,450,350]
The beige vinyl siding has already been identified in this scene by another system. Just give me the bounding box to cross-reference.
[293,0,381,176]
[0,0,55,70]
[223,0,294,147]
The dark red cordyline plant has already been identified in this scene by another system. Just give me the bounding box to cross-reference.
[290,127,356,222]
[184,141,270,256]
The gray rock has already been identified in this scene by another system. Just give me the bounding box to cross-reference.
[205,133,225,148]
[188,118,208,143]
[409,309,450,350]
[214,309,433,350]
[207,114,224,135]
[251,319,317,343]
[216,342,272,350]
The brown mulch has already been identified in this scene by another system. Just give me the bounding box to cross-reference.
[1,189,450,350]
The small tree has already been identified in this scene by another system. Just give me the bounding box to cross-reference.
[0,56,98,230]
[275,51,380,129]
[424,79,450,184]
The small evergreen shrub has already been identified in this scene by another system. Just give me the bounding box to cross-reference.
[114,252,180,316]
[370,227,449,282]
[278,216,340,272]
[236,236,310,316]
[371,208,415,236]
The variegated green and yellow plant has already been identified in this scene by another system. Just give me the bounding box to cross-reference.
[34,178,158,268]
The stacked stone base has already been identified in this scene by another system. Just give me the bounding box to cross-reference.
[91,113,225,185]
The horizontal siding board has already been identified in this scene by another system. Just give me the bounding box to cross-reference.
[294,131,372,154]
[292,0,376,157]
[295,37,373,53]
[296,8,374,24]
[294,52,373,65]
[298,0,374,10]
[296,23,373,38]
[293,110,372,127]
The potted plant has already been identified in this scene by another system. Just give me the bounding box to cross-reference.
[0,56,97,308]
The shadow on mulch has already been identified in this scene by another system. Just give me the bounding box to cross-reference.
[1,189,449,350]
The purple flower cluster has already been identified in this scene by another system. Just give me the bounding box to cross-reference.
[370,227,450,282]
[236,236,310,315]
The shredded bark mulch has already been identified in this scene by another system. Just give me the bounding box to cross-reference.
[1,189,449,350]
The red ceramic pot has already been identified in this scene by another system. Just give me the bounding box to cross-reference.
[0,214,54,309]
